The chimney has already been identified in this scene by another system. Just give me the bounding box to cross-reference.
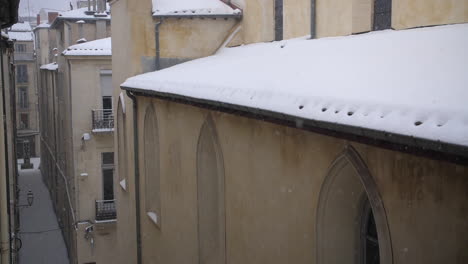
[88,0,91,12]
[36,14,40,26]
[48,12,59,24]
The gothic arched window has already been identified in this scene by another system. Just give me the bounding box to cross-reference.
[197,116,225,264]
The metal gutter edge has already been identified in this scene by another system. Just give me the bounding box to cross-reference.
[120,86,468,165]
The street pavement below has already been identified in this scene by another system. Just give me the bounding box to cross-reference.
[17,158,69,264]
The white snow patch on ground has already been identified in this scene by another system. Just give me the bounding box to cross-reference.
[62,37,111,56]
[122,24,468,147]
[152,0,238,15]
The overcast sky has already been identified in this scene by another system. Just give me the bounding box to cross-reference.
[18,0,74,17]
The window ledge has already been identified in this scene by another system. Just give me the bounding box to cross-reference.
[147,211,160,228]
[119,179,127,191]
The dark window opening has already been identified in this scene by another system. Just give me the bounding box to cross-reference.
[16,65,28,83]
[18,87,28,109]
[102,152,114,200]
[362,202,380,264]
[373,0,392,31]
[275,0,283,41]
[20,113,29,129]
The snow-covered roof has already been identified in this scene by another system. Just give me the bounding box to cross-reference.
[35,23,50,29]
[40,62,58,71]
[152,0,240,16]
[58,7,110,19]
[62,37,111,56]
[122,24,468,149]
[7,31,34,41]
[10,22,32,32]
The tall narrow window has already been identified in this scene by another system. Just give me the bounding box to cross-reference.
[16,65,28,83]
[197,116,225,264]
[102,152,114,200]
[18,87,28,109]
[275,0,284,41]
[100,70,113,120]
[15,44,26,52]
[373,0,391,31]
[20,113,29,129]
[143,105,161,227]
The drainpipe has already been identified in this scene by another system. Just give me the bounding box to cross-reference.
[0,43,11,264]
[310,0,316,39]
[126,90,142,264]
[154,20,163,71]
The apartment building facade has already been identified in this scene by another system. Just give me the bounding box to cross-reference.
[111,0,468,264]
[8,22,40,159]
[37,1,115,263]
[0,0,20,263]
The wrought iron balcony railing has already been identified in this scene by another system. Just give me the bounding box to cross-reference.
[92,109,114,132]
[95,199,116,222]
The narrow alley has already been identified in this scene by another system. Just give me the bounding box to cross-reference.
[17,158,69,264]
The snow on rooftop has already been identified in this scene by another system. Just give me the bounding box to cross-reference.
[7,31,33,41]
[62,37,111,56]
[35,23,50,29]
[122,23,468,148]
[152,0,239,16]
[10,22,32,32]
[58,7,110,20]
[40,62,58,71]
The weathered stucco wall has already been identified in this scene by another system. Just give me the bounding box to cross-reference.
[393,0,468,29]
[283,0,311,39]
[159,18,237,59]
[130,96,468,264]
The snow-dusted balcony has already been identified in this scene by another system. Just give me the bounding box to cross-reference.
[95,199,116,222]
[92,109,114,133]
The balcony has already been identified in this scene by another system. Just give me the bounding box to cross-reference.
[95,199,116,222]
[92,109,114,133]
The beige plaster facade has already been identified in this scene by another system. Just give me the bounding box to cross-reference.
[14,37,40,158]
[39,55,117,264]
[37,7,116,263]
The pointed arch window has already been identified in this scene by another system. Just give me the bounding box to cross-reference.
[316,147,392,264]
[143,105,161,227]
[197,116,225,264]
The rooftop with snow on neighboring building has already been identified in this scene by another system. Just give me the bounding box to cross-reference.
[152,0,241,17]
[7,31,33,41]
[10,21,32,32]
[40,62,58,71]
[50,7,110,28]
[62,37,111,56]
[122,23,468,158]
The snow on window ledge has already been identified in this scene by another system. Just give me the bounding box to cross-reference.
[119,179,127,191]
[147,211,160,228]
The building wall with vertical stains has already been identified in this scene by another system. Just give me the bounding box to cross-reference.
[125,95,468,264]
